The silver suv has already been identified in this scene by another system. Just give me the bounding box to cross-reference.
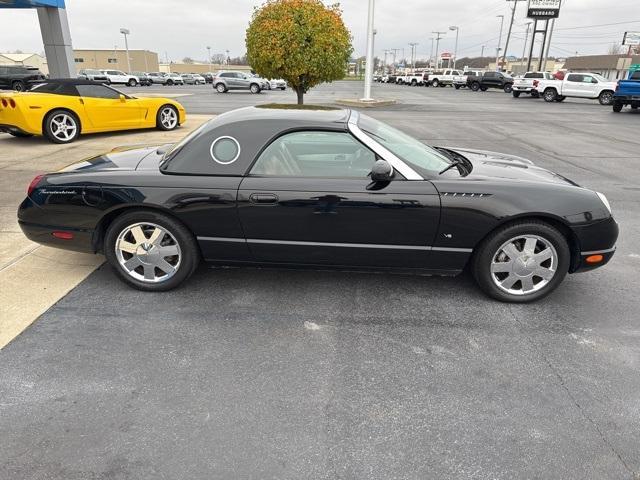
[213,71,266,94]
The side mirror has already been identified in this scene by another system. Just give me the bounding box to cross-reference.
[119,94,126,102]
[369,159,394,182]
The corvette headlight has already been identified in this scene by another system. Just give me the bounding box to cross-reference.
[596,192,611,214]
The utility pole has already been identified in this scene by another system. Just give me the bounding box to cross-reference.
[361,0,375,101]
[522,22,532,71]
[390,48,401,72]
[432,31,446,69]
[429,38,434,68]
[501,0,526,73]
[481,45,485,58]
[542,17,556,71]
[496,15,504,71]
[409,42,418,69]
[449,26,459,69]
[207,46,211,71]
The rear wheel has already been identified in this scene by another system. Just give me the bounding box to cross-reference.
[104,210,200,292]
[543,88,557,102]
[156,105,179,131]
[411,79,417,86]
[215,83,227,93]
[431,79,440,87]
[250,83,261,94]
[531,91,540,98]
[480,86,488,91]
[598,90,614,106]
[512,91,521,98]
[166,79,174,86]
[12,80,26,92]
[613,101,623,113]
[43,109,80,144]
[470,82,480,91]
[472,221,570,303]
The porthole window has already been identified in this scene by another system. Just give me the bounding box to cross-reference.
[210,136,240,165]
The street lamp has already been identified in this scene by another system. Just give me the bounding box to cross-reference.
[207,46,211,71]
[119,28,131,73]
[361,0,375,101]
[496,15,504,71]
[449,26,459,69]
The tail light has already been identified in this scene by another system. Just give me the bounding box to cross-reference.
[27,174,45,196]
[533,80,539,88]
[9,98,16,108]
[1,99,7,108]
[52,231,74,240]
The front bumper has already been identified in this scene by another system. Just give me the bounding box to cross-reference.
[570,216,619,273]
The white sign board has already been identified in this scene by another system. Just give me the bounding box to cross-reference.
[527,0,561,19]
[623,32,640,46]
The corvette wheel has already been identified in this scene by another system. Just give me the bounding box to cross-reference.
[472,221,570,303]
[105,211,200,291]
[43,110,80,144]
[156,105,179,131]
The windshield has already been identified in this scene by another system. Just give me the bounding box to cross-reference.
[357,114,451,176]
[591,73,609,82]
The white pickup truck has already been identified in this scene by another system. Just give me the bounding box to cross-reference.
[512,71,554,98]
[427,69,461,87]
[397,72,425,86]
[532,72,617,105]
[452,70,483,89]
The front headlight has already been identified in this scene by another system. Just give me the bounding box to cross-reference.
[596,192,611,214]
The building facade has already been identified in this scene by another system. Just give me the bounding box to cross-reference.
[73,49,159,72]
[563,54,640,81]
[0,53,48,74]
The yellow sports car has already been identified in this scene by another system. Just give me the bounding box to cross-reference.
[0,79,186,144]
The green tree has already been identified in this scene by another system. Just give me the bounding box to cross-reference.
[246,0,353,104]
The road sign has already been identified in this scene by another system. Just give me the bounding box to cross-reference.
[527,0,561,19]
[623,32,640,46]
[441,52,452,60]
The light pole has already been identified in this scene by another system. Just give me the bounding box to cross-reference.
[207,46,211,71]
[481,45,486,58]
[429,37,434,68]
[496,15,504,71]
[409,42,418,70]
[433,31,446,70]
[522,22,532,72]
[119,28,131,73]
[225,50,230,65]
[449,26,459,69]
[362,0,375,101]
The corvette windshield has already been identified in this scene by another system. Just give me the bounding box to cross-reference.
[357,114,451,176]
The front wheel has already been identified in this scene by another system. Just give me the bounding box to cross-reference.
[531,91,540,98]
[431,79,440,87]
[249,83,261,94]
[43,109,80,144]
[470,82,480,92]
[599,90,614,106]
[454,84,461,90]
[471,221,570,303]
[512,91,521,98]
[104,211,200,292]
[503,83,513,93]
[215,83,227,93]
[156,105,179,131]
[166,79,174,86]
[127,78,138,87]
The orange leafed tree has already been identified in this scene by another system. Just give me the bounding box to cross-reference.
[246,0,353,104]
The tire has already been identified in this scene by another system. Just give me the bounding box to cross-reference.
[104,210,200,292]
[471,221,570,303]
[166,79,174,86]
[12,80,26,92]
[503,83,513,93]
[531,91,540,98]
[250,83,261,94]
[480,86,488,92]
[454,84,461,90]
[8,131,34,138]
[612,101,623,113]
[127,78,137,87]
[512,91,521,98]
[411,80,417,86]
[215,83,227,93]
[555,96,566,102]
[470,82,480,92]
[43,109,80,144]
[543,88,557,102]
[156,105,179,131]
[280,87,286,90]
[598,90,614,106]
[431,79,440,87]
[439,83,446,88]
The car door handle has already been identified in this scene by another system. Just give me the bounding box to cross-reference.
[249,193,279,204]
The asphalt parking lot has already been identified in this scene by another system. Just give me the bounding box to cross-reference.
[1,81,639,480]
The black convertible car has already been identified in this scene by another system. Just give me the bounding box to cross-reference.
[18,106,618,302]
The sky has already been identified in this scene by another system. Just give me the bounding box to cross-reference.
[0,0,639,62]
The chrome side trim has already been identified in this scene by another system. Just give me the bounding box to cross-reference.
[581,247,616,255]
[197,236,473,253]
[347,110,423,181]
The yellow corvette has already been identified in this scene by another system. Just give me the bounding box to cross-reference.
[0,79,186,144]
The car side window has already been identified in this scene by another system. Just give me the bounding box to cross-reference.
[567,74,583,82]
[582,75,597,84]
[76,84,121,99]
[250,131,377,178]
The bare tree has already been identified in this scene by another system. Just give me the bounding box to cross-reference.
[182,57,195,64]
[607,43,624,55]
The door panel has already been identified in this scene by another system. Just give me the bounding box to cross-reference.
[81,97,143,130]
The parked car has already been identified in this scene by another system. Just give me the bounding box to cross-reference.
[180,74,197,85]
[77,69,110,84]
[17,106,617,302]
[402,72,425,86]
[100,70,139,87]
[147,72,169,85]
[192,74,206,85]
[512,71,554,98]
[165,73,185,86]
[131,72,152,86]
[533,72,617,105]
[612,70,640,112]
[202,72,215,84]
[213,71,265,93]
[452,70,483,89]
[268,78,287,90]
[0,79,185,143]
[467,71,514,93]
[0,65,46,91]
[427,69,462,87]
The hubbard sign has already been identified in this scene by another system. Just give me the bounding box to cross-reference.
[527,0,561,19]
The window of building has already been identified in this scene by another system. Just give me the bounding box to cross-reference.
[74,58,84,63]
[107,58,118,64]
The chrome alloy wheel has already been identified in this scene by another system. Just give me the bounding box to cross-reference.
[115,222,181,283]
[160,107,178,129]
[490,235,558,296]
[50,113,77,142]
